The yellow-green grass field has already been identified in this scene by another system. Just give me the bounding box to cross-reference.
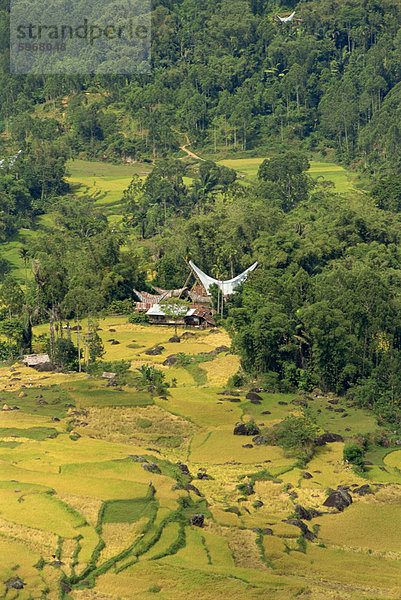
[0,317,400,599]
[218,157,357,193]
[66,159,152,224]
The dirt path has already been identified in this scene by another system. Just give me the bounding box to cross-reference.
[177,132,205,161]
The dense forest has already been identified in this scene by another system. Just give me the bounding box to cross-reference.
[3,0,401,166]
[1,0,401,425]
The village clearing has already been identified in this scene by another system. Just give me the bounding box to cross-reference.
[0,317,399,599]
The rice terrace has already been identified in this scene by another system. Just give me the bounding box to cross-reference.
[0,312,399,599]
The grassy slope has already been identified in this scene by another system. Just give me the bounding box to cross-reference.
[218,157,359,193]
[0,318,400,599]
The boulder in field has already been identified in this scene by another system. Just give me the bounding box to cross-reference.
[168,336,181,343]
[294,504,310,520]
[246,392,263,402]
[142,463,161,474]
[354,484,373,496]
[145,345,165,355]
[185,483,203,496]
[214,345,230,354]
[315,432,344,446]
[302,472,313,479]
[60,581,71,593]
[284,519,315,540]
[312,388,324,395]
[323,489,352,511]
[163,355,179,366]
[252,435,268,445]
[5,578,24,590]
[190,514,205,527]
[294,504,321,520]
[233,422,260,436]
[177,462,190,475]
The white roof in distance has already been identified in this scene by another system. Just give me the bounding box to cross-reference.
[189,260,258,295]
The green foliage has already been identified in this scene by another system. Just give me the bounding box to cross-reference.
[128,311,149,324]
[0,275,23,318]
[53,338,79,371]
[258,152,311,211]
[371,175,401,212]
[107,299,136,315]
[0,318,25,355]
[85,359,131,383]
[159,298,190,335]
[343,443,365,468]
[136,364,169,396]
[296,534,307,554]
[276,415,319,459]
[88,331,105,363]
[227,372,246,388]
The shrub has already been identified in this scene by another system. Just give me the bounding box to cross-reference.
[136,363,169,395]
[276,415,318,458]
[85,359,131,383]
[227,372,245,387]
[343,443,365,468]
[128,311,149,324]
[53,338,79,370]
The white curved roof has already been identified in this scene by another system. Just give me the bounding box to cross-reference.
[189,260,258,296]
